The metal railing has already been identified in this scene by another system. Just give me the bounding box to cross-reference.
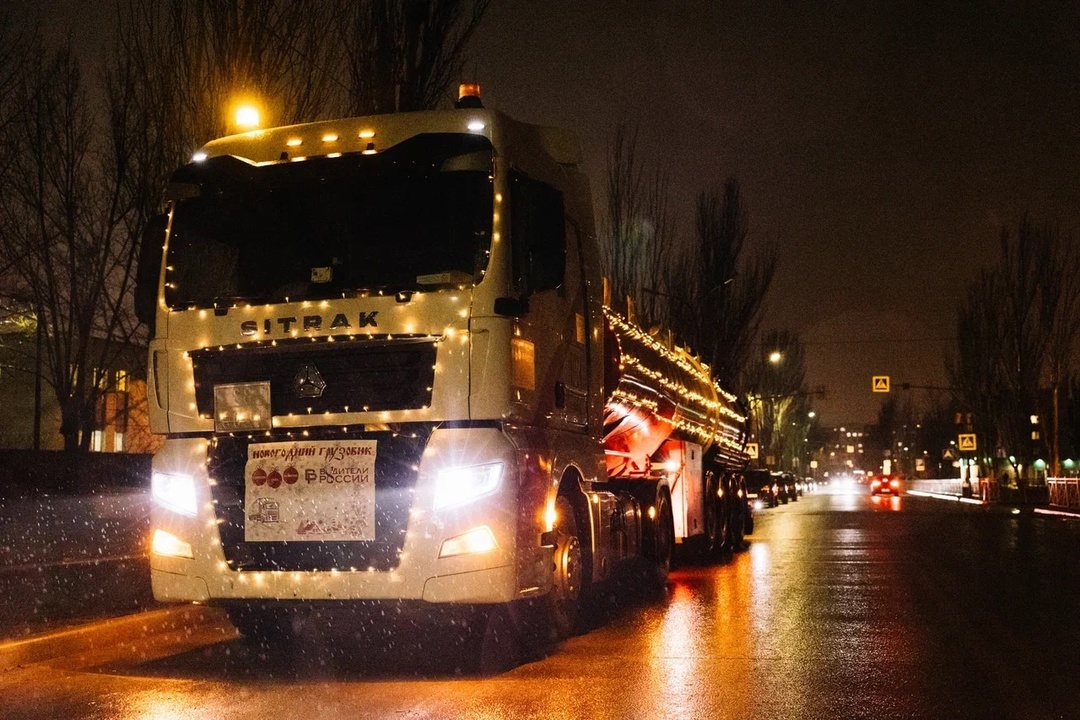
[1047,478,1080,509]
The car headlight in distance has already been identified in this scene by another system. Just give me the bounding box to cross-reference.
[434,462,504,509]
[152,471,197,516]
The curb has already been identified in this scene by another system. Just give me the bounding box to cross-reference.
[906,490,1080,518]
[0,604,227,672]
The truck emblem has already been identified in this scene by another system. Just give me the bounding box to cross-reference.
[293,363,327,398]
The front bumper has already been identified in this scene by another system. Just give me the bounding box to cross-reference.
[150,426,524,605]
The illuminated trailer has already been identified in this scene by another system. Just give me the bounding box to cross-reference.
[136,86,750,654]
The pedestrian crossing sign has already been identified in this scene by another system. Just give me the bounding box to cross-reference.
[872,376,890,393]
[746,442,759,459]
[958,433,977,452]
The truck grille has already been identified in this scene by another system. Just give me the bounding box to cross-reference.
[190,336,436,418]
[206,427,430,571]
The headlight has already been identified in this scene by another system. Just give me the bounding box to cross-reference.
[434,462,504,509]
[152,471,197,516]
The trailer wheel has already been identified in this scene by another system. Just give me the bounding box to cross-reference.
[726,477,747,551]
[703,470,729,557]
[549,494,585,639]
[646,488,674,583]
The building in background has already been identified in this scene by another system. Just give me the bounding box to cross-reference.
[0,299,159,453]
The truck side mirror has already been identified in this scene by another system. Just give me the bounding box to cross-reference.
[135,213,168,332]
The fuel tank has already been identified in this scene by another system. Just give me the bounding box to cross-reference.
[602,307,748,477]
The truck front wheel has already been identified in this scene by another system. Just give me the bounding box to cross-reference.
[549,494,584,639]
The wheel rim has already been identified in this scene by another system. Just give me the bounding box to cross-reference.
[705,473,728,551]
[551,496,583,629]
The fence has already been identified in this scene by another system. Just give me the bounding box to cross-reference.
[1047,477,1080,509]
[909,478,966,495]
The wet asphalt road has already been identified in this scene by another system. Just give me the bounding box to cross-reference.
[3,485,1080,720]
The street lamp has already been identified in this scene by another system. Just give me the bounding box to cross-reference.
[768,350,782,364]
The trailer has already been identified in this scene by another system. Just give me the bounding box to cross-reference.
[136,86,750,656]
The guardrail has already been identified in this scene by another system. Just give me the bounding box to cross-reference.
[1047,478,1080,509]
[908,478,966,495]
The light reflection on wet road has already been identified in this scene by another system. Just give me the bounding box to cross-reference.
[4,486,1080,719]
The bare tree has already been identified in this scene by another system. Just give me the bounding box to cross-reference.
[0,44,141,451]
[113,0,345,218]
[342,0,492,115]
[602,123,672,327]
[1038,229,1080,475]
[947,269,1003,461]
[949,217,1080,479]
[745,329,811,471]
[0,6,30,188]
[669,178,777,388]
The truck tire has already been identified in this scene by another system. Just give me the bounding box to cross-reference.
[703,470,729,557]
[726,477,746,551]
[548,494,585,639]
[645,488,674,583]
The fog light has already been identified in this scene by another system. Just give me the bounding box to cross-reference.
[151,529,193,559]
[439,526,497,558]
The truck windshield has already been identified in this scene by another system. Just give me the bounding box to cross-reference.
[164,133,494,309]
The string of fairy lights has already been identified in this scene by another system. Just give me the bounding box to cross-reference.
[603,307,747,458]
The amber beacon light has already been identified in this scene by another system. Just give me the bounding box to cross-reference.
[457,83,484,109]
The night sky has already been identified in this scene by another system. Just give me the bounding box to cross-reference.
[37,0,1080,424]
[471,1,1080,424]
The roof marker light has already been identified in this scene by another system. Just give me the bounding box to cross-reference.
[286,138,303,147]
[359,129,375,139]
[322,133,338,143]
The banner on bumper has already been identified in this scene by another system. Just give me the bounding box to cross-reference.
[243,440,377,542]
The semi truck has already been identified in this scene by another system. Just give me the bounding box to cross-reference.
[135,86,751,653]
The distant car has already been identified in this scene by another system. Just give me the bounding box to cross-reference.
[778,472,798,503]
[745,469,779,508]
[869,473,901,495]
